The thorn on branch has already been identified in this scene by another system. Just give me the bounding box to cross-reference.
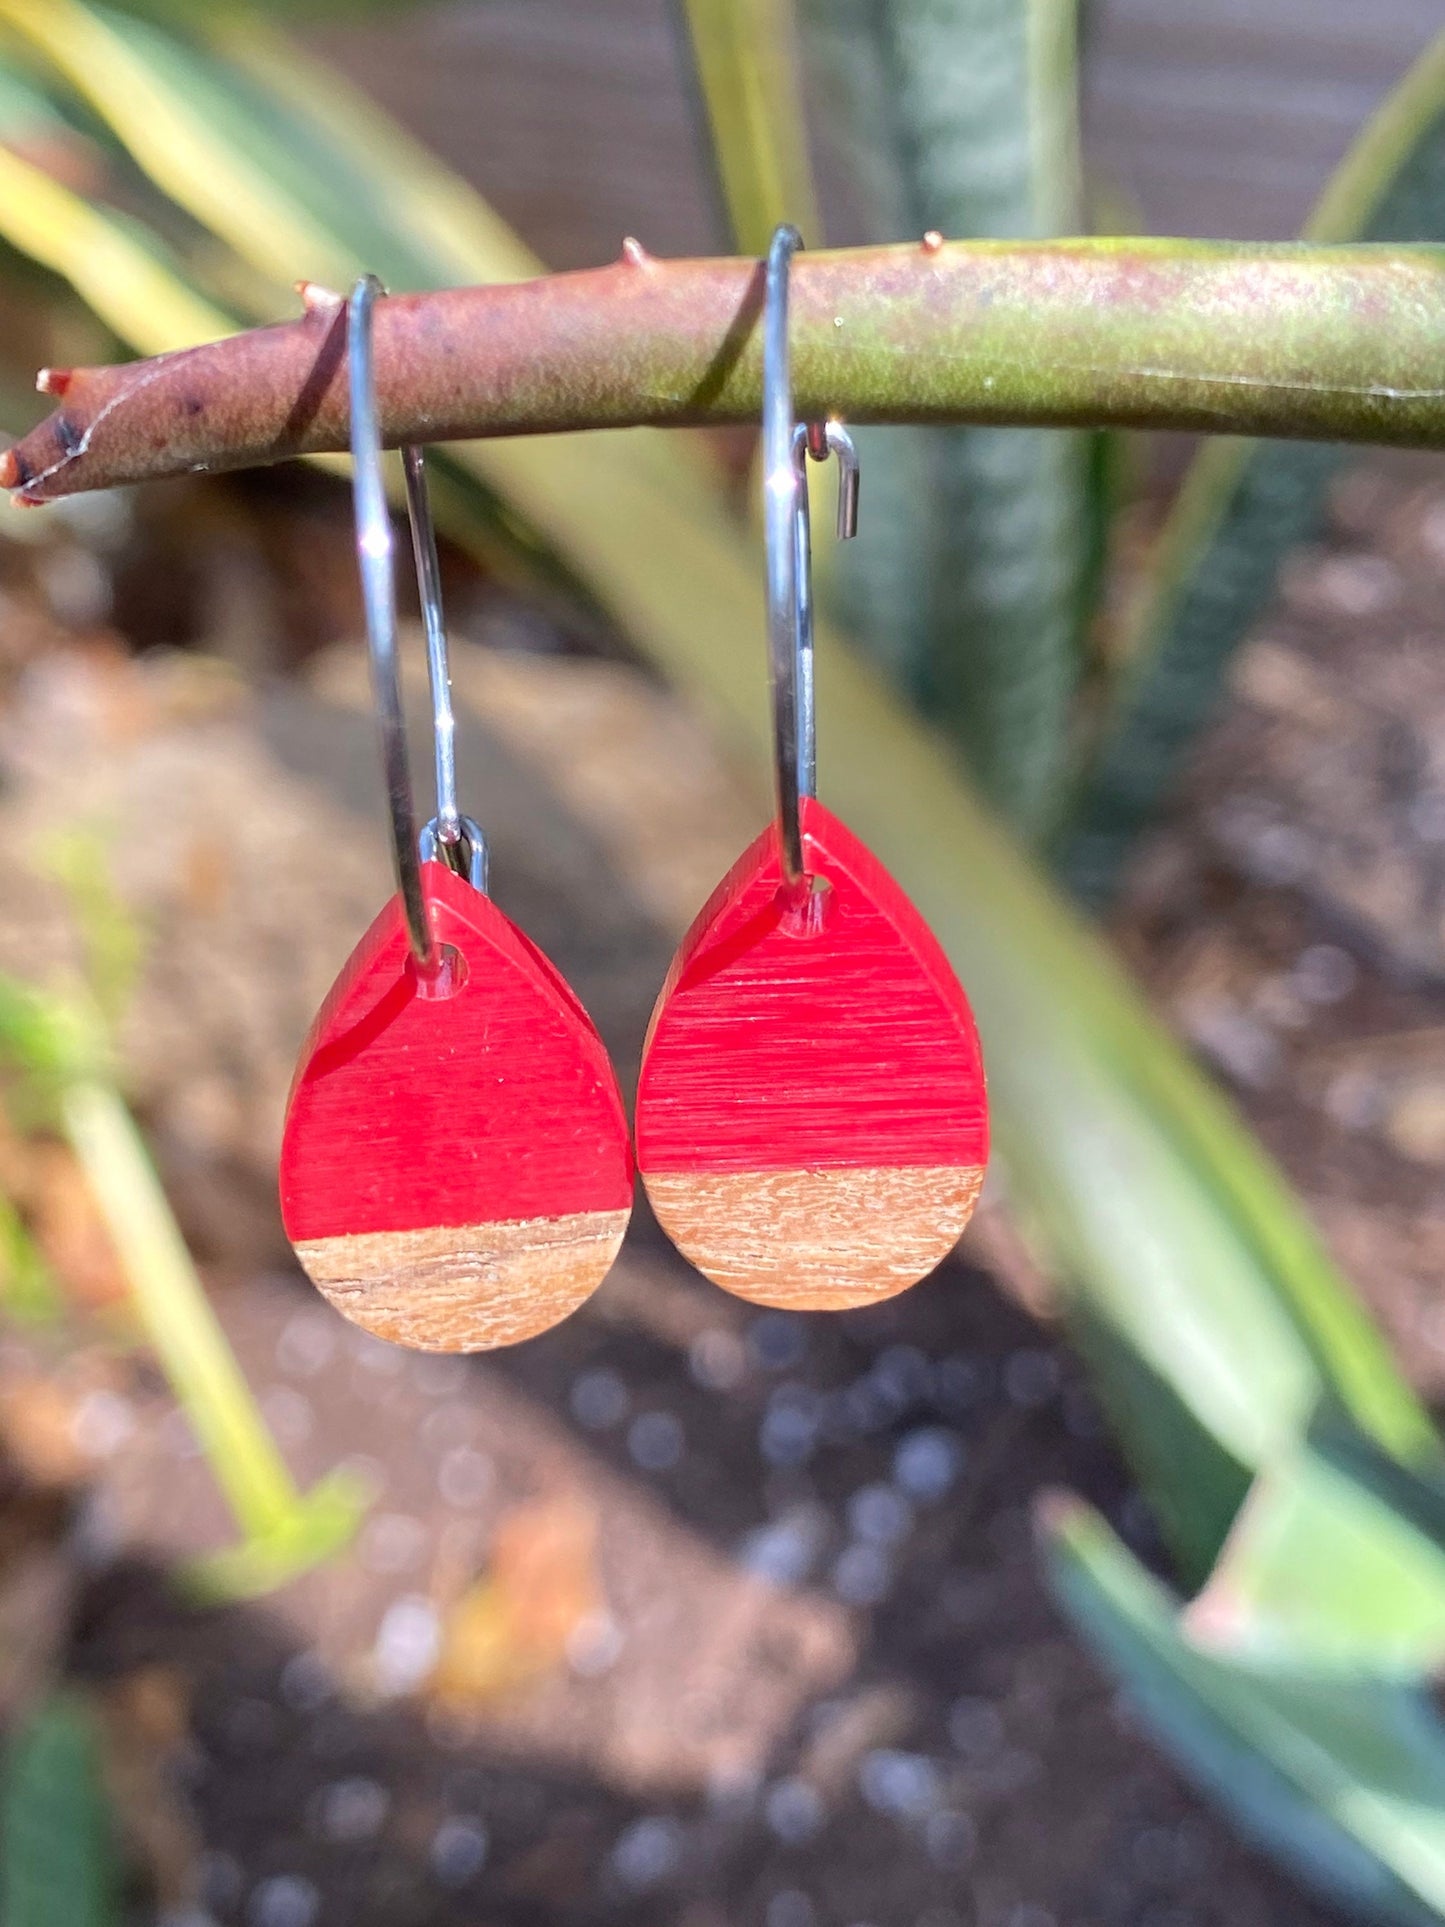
[3,242,1445,504]
[297,281,343,314]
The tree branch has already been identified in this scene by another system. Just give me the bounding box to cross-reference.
[8,237,1445,502]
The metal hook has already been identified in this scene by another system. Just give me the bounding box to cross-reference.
[763,227,859,886]
[348,274,487,970]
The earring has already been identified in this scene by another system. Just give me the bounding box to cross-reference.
[634,227,989,1311]
[279,276,632,1352]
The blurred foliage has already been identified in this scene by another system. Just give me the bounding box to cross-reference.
[41,831,144,1034]
[799,0,1089,837]
[675,0,819,251]
[94,0,435,17]
[0,842,367,1599]
[0,1693,119,1927]
[0,2,1439,1915]
[0,1195,59,1328]
[1061,27,1445,900]
[1046,1494,1445,1927]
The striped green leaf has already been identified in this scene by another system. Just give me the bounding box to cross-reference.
[1184,1425,1445,1675]
[801,0,1090,838]
[0,1694,119,1927]
[1045,1495,1445,1926]
[676,0,821,252]
[1060,28,1445,900]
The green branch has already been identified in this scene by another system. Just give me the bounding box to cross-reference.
[8,238,1445,502]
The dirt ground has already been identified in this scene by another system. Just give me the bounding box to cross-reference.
[3,453,1444,1926]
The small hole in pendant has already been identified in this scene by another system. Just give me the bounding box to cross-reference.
[411,943,468,1000]
[776,872,833,937]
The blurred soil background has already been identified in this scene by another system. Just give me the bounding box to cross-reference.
[0,442,1443,1925]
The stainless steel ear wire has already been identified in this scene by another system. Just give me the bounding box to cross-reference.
[348,274,488,970]
[763,226,860,886]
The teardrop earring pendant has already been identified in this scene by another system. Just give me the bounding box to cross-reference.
[633,227,989,1311]
[279,276,633,1352]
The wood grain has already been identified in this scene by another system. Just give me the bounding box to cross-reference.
[644,1164,985,1310]
[636,797,989,1305]
[295,1207,631,1351]
[281,861,632,1349]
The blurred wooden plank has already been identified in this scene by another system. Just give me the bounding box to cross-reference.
[308,0,720,270]
[1082,0,1439,239]
[310,0,1441,266]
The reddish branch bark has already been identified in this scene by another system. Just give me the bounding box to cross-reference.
[8,238,1445,503]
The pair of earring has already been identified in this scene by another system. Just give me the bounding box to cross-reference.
[279,232,989,1355]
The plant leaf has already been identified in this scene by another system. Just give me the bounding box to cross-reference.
[1044,1495,1445,1926]
[1185,1423,1445,1675]
[0,1692,120,1927]
[46,0,439,23]
[0,124,232,356]
[1060,27,1445,901]
[42,829,145,1034]
[801,0,1090,838]
[1,0,436,294]
[0,1195,61,1327]
[784,573,1434,1579]
[0,975,95,1092]
[676,0,821,252]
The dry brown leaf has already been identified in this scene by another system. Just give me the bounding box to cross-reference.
[0,1107,39,1198]
[29,1140,126,1310]
[0,1376,89,1487]
[178,832,234,918]
[428,1494,603,1708]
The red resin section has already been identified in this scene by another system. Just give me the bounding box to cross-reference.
[281,862,632,1241]
[636,796,989,1175]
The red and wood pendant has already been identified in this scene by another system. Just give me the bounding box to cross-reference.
[281,861,633,1352]
[635,795,988,1310]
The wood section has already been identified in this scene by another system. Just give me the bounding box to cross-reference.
[636,797,988,1306]
[644,1164,985,1310]
[295,1207,631,1352]
[281,861,632,1349]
